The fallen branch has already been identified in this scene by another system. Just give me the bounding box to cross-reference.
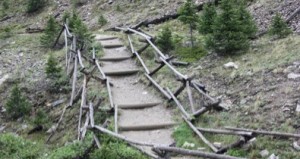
[225,127,300,138]
[152,146,245,159]
[197,127,253,137]
[217,137,247,154]
[182,116,218,152]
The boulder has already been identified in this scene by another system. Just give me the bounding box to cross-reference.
[260,149,269,157]
[224,62,238,69]
[287,73,300,79]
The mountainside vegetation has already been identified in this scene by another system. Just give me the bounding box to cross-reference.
[0,0,300,158]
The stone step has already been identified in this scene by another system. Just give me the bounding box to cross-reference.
[95,35,118,41]
[99,56,132,61]
[104,69,139,76]
[100,39,124,48]
[118,102,161,109]
[119,122,177,131]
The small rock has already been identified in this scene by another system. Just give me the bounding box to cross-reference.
[142,91,148,95]
[296,103,300,112]
[194,65,203,70]
[268,154,279,159]
[182,141,195,148]
[293,141,300,151]
[213,142,222,148]
[0,126,6,133]
[46,125,57,134]
[287,73,300,79]
[224,62,238,69]
[240,99,247,105]
[260,149,269,157]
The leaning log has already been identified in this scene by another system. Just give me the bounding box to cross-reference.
[197,127,253,137]
[78,75,87,140]
[90,125,156,147]
[145,73,171,100]
[152,146,245,159]
[166,88,191,120]
[286,6,300,23]
[183,116,218,153]
[225,127,300,138]
[217,137,246,154]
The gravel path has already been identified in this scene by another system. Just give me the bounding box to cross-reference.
[97,35,175,156]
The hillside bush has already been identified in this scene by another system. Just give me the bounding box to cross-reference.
[175,45,207,62]
[5,84,31,120]
[206,0,257,55]
[40,16,60,48]
[45,53,69,93]
[90,134,147,159]
[198,4,217,35]
[178,0,198,47]
[156,26,174,53]
[0,133,44,158]
[27,0,45,13]
[269,13,292,38]
[98,14,108,26]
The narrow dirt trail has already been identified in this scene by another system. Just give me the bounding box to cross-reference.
[96,35,176,155]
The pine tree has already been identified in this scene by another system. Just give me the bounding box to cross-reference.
[178,0,198,47]
[156,26,174,53]
[69,11,92,44]
[206,0,257,54]
[98,14,108,26]
[45,53,62,79]
[40,16,59,48]
[198,4,217,35]
[5,84,31,119]
[269,13,292,38]
[27,0,45,13]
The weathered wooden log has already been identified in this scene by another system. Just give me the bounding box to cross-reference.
[114,104,118,133]
[217,137,246,154]
[192,107,208,117]
[134,52,150,74]
[182,116,218,152]
[145,73,171,100]
[225,127,300,138]
[159,57,188,80]
[95,60,106,79]
[166,88,191,120]
[104,69,140,76]
[78,75,87,140]
[129,144,158,159]
[186,81,195,113]
[69,55,78,106]
[119,122,177,131]
[149,63,165,76]
[191,81,216,102]
[170,61,189,66]
[286,6,300,23]
[99,56,132,61]
[106,79,114,109]
[81,113,90,140]
[118,102,160,109]
[64,29,68,68]
[53,26,65,48]
[90,125,157,147]
[77,50,85,69]
[128,35,135,54]
[146,39,167,59]
[89,102,95,127]
[152,146,245,159]
[92,48,96,60]
[172,81,186,99]
[197,127,253,137]
[137,43,150,55]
